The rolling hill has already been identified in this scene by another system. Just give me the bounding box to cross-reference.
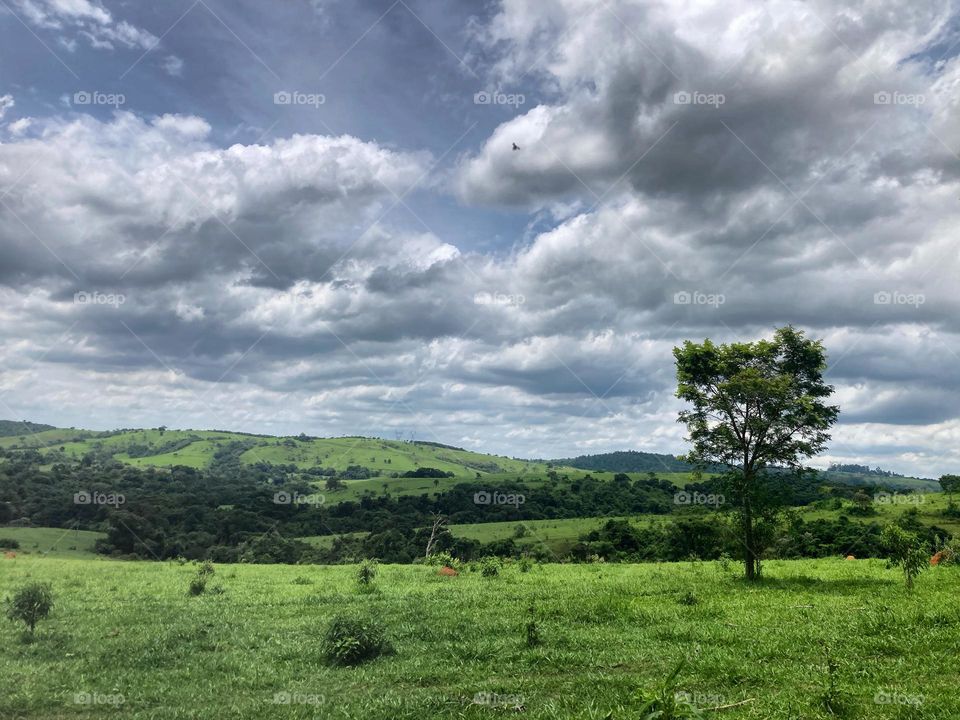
[0,424,552,478]
[0,421,940,492]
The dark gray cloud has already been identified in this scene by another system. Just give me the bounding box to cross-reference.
[1,0,959,474]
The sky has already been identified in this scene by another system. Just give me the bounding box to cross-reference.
[1,0,959,475]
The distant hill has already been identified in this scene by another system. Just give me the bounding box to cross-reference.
[549,450,695,473]
[0,422,552,479]
[0,420,55,437]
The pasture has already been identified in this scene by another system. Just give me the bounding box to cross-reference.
[1,556,957,719]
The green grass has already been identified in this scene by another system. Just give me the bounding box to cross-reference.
[1,557,958,718]
[0,527,104,558]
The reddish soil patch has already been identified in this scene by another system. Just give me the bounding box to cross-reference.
[438,566,458,576]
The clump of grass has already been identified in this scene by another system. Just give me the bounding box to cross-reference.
[188,561,216,596]
[292,576,313,585]
[818,642,851,717]
[356,559,378,593]
[5,582,54,635]
[678,590,698,606]
[635,660,704,719]
[322,614,394,666]
[525,605,541,647]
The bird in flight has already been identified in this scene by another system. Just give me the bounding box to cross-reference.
[512,142,520,151]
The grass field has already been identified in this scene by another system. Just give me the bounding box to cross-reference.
[1,557,957,719]
[0,527,104,558]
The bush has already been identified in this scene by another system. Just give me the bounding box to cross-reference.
[424,550,460,571]
[322,614,393,666]
[188,561,215,596]
[356,559,378,592]
[6,582,54,634]
[188,577,207,596]
[0,537,20,550]
[882,526,928,591]
[479,556,501,577]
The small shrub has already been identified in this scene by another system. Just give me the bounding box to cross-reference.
[881,526,928,591]
[188,561,215,596]
[479,556,501,577]
[322,614,393,666]
[356,559,378,592]
[518,555,533,573]
[678,590,698,606]
[425,550,460,570]
[525,606,541,647]
[6,582,54,634]
[0,538,21,550]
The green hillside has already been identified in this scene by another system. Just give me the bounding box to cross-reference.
[0,422,938,493]
[0,424,552,478]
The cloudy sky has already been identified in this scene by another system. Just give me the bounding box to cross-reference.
[1,0,959,474]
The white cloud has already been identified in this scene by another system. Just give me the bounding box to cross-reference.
[13,0,158,51]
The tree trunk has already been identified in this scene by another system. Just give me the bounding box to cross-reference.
[743,505,757,580]
[742,467,758,581]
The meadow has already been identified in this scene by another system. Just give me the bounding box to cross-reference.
[2,556,957,719]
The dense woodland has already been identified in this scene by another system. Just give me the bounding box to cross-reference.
[0,444,947,565]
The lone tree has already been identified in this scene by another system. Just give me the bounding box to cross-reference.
[939,474,960,508]
[674,326,839,580]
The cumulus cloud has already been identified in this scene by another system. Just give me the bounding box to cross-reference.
[2,1,960,474]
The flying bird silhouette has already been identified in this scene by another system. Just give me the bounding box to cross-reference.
[512,142,520,151]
